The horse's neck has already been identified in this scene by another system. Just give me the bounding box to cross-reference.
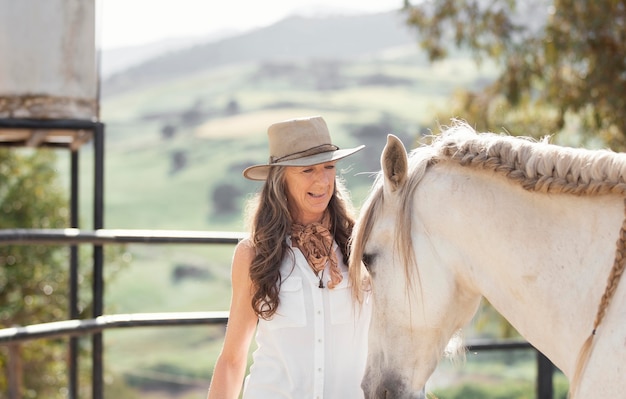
[418,164,624,376]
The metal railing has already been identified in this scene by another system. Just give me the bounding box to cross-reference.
[0,312,230,344]
[0,228,558,399]
[1,117,107,398]
[0,228,244,399]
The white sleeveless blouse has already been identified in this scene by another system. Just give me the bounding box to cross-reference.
[242,237,371,399]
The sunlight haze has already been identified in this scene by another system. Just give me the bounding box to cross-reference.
[99,0,402,49]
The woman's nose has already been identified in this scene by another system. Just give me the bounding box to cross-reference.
[316,170,331,185]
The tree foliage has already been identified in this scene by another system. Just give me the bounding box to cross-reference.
[0,148,77,397]
[404,0,626,148]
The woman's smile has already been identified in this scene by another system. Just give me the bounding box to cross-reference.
[285,161,336,224]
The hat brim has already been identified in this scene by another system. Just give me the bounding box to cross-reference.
[243,145,365,181]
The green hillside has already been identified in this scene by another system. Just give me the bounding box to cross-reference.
[101,11,418,96]
[67,12,499,398]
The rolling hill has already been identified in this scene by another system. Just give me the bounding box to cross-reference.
[101,11,418,96]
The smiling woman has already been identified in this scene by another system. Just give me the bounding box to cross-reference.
[207,115,371,399]
[284,161,337,225]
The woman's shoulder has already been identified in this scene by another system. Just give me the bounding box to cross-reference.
[237,237,254,249]
[233,238,256,263]
[230,238,257,283]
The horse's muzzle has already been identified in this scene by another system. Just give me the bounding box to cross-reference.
[364,388,426,399]
[363,379,426,399]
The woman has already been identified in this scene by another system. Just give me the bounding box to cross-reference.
[207,116,371,399]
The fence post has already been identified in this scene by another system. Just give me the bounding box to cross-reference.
[536,350,554,399]
[7,342,22,399]
[92,123,105,399]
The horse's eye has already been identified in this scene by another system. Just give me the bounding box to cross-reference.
[362,253,375,271]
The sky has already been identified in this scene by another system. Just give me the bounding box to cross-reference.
[98,0,403,50]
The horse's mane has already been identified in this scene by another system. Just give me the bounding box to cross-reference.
[434,122,626,196]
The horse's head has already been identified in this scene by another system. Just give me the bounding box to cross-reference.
[350,134,481,398]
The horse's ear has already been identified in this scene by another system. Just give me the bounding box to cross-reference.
[381,134,408,193]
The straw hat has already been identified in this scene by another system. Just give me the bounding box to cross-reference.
[243,116,364,181]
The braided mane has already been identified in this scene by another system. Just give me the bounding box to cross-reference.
[431,122,626,196]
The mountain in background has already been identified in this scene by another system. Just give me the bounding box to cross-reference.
[99,28,241,78]
[101,11,417,96]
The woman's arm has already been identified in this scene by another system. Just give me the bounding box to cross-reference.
[207,239,259,399]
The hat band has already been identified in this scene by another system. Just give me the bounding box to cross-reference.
[270,144,339,164]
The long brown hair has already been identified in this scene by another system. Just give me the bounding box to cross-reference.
[245,165,356,320]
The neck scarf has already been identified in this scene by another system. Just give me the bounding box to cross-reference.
[290,213,342,289]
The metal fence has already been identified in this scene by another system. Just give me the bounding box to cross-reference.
[0,228,560,399]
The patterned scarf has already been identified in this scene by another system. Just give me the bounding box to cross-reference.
[290,213,342,289]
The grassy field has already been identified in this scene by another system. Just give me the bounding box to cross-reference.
[61,46,506,397]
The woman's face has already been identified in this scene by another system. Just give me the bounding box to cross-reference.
[284,161,336,225]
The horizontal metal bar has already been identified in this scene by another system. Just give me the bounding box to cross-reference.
[0,311,229,344]
[0,141,78,149]
[0,228,247,245]
[466,339,533,351]
[0,310,534,355]
[0,118,101,130]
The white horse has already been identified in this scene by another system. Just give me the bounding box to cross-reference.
[349,122,626,399]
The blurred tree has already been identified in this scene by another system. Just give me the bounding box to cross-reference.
[211,183,244,217]
[404,0,626,149]
[0,148,131,398]
[225,98,240,116]
[0,148,80,398]
[170,150,188,175]
[160,123,177,140]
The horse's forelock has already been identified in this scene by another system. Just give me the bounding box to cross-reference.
[389,201,417,302]
[350,173,384,302]
[395,149,434,291]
